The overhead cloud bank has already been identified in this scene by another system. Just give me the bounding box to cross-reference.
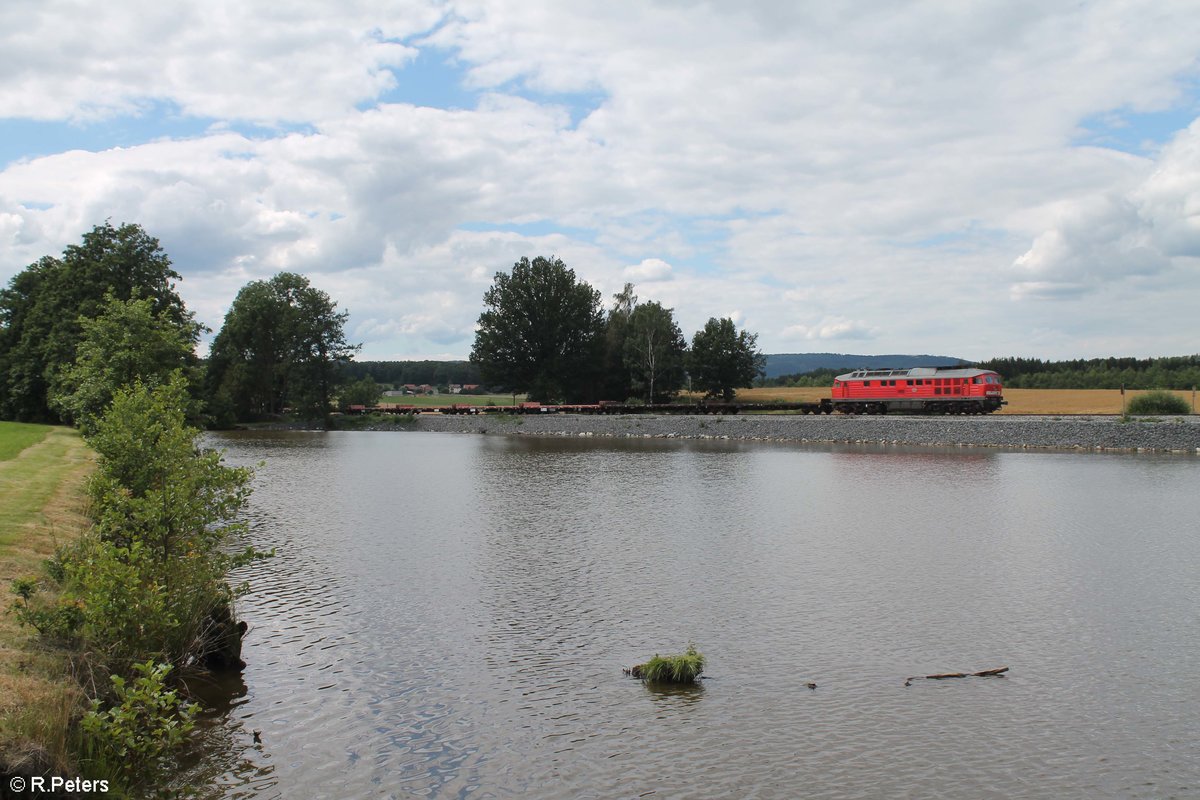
[1012,122,1200,300]
[2,1,1200,359]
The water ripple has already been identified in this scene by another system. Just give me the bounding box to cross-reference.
[177,431,1200,799]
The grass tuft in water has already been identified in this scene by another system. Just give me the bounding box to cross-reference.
[631,645,705,683]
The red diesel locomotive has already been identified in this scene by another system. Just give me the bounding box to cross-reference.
[831,366,1005,414]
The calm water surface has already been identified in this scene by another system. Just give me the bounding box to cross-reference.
[185,432,1199,799]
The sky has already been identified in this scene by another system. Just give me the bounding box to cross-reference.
[2,1,1199,362]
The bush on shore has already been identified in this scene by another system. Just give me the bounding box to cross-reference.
[10,374,266,789]
[1127,390,1190,416]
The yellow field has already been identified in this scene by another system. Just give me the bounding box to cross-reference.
[728,387,1198,415]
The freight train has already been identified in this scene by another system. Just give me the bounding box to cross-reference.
[348,366,1006,417]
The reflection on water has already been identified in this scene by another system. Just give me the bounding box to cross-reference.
[181,431,1200,799]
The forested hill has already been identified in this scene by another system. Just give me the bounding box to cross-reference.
[762,353,964,379]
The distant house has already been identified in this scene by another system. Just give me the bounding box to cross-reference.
[462,384,480,392]
[448,384,463,394]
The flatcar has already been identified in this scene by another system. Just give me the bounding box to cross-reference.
[831,366,1005,414]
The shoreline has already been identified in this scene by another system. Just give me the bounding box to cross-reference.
[263,413,1200,454]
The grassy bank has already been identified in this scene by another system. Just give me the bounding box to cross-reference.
[0,423,93,774]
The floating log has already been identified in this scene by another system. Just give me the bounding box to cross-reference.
[972,666,1009,677]
[905,666,1008,686]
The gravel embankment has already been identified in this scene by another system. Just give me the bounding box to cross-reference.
[356,413,1200,453]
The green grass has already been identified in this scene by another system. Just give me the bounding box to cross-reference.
[0,421,52,461]
[0,425,90,548]
[637,645,706,683]
[0,423,92,774]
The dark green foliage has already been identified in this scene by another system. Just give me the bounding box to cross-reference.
[1126,389,1190,415]
[340,375,383,409]
[624,301,687,403]
[470,256,605,403]
[206,272,359,423]
[687,318,765,402]
[757,367,843,388]
[600,283,637,401]
[48,293,199,434]
[341,360,482,388]
[976,355,1200,390]
[0,223,197,422]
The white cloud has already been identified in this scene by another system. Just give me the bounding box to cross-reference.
[783,317,878,342]
[0,0,443,123]
[622,258,672,282]
[4,1,1200,360]
[1011,122,1200,299]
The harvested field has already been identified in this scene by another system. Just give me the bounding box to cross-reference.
[729,387,1197,415]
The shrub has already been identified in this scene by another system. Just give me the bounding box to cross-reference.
[636,645,706,683]
[80,661,199,785]
[1127,390,1190,416]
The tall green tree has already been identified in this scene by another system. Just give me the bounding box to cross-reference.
[48,292,199,433]
[470,256,605,403]
[600,283,637,401]
[624,301,687,403]
[687,317,766,402]
[206,272,358,423]
[0,222,194,422]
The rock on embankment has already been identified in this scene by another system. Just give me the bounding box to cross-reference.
[380,413,1200,453]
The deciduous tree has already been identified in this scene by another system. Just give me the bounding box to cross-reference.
[624,301,687,403]
[206,273,358,423]
[687,317,765,402]
[0,223,194,422]
[49,292,199,433]
[470,256,605,403]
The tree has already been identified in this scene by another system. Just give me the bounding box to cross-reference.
[470,256,605,403]
[624,301,687,403]
[0,222,194,422]
[340,375,382,409]
[687,317,766,402]
[48,292,199,433]
[600,283,637,401]
[206,273,358,423]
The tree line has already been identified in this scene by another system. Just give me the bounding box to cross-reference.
[0,223,357,428]
[470,256,765,403]
[343,360,483,389]
[974,356,1200,390]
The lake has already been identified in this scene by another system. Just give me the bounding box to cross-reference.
[185,431,1199,799]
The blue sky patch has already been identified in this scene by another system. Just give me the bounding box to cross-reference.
[1075,103,1198,155]
[374,49,482,111]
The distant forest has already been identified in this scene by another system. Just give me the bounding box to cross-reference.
[974,356,1200,389]
[760,355,1200,390]
[343,360,483,388]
